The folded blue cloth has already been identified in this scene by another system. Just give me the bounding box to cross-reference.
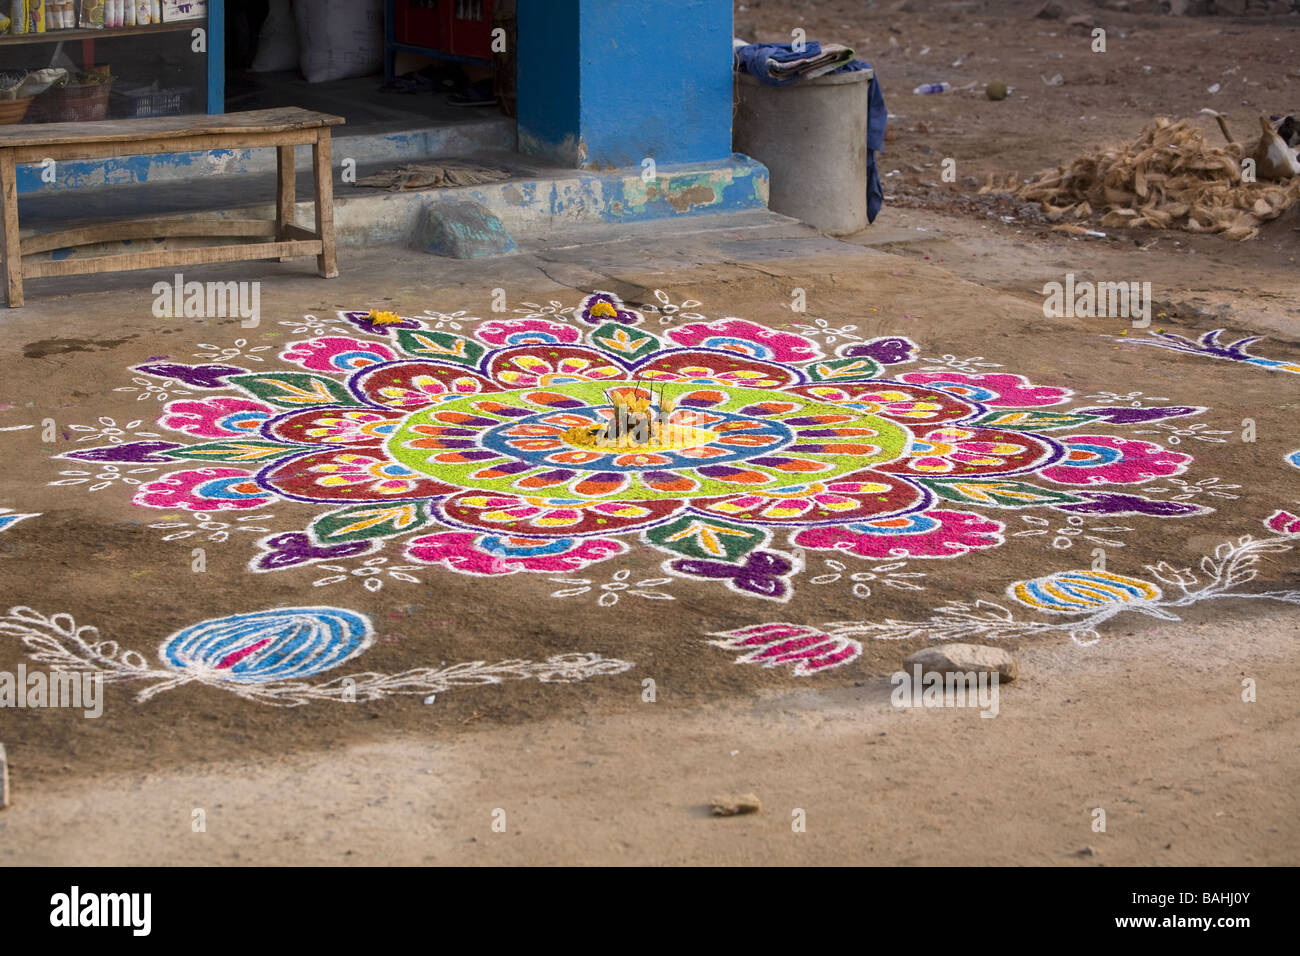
[734,42,887,223]
[734,41,854,84]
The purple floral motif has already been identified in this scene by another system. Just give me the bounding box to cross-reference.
[62,441,182,463]
[133,363,247,389]
[667,550,796,601]
[1134,329,1262,361]
[841,336,917,365]
[1055,491,1207,517]
[250,531,376,572]
[1076,405,1203,425]
[578,291,642,326]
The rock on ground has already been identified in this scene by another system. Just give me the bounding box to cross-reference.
[904,645,1020,682]
[711,793,762,816]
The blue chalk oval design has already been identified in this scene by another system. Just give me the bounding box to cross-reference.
[159,607,373,684]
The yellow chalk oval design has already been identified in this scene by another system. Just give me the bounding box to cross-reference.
[1009,570,1161,614]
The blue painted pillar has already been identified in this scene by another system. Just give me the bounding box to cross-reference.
[516,0,733,168]
[208,0,226,114]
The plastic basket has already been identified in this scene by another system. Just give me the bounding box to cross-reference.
[29,81,112,123]
[112,86,192,119]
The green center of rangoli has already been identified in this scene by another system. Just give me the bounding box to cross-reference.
[386,381,910,502]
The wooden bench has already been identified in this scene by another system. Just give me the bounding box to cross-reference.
[0,107,345,307]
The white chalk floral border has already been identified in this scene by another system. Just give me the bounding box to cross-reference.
[708,510,1300,675]
[0,605,633,708]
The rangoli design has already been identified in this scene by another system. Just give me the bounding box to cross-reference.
[1118,328,1300,376]
[711,511,1300,674]
[0,605,632,707]
[53,291,1221,603]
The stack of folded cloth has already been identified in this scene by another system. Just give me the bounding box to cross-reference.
[732,39,857,84]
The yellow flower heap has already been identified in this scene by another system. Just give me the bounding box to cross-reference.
[565,386,707,451]
[367,309,404,326]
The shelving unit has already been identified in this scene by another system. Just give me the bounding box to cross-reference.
[0,21,192,45]
[0,1,224,113]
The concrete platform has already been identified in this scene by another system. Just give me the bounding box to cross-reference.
[13,153,771,259]
[17,74,515,195]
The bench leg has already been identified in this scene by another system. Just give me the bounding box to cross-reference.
[0,150,22,308]
[312,130,338,279]
[276,144,296,262]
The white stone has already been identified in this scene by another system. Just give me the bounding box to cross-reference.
[904,644,1019,682]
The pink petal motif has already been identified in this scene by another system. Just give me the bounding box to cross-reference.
[474,318,581,347]
[259,449,457,503]
[707,623,861,675]
[351,361,500,410]
[405,531,627,574]
[132,468,272,511]
[667,318,823,363]
[897,371,1071,407]
[280,336,396,373]
[793,510,1006,559]
[1040,435,1192,486]
[158,397,273,438]
[1265,510,1300,535]
[264,407,405,446]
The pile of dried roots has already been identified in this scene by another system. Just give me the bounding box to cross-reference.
[990,117,1299,241]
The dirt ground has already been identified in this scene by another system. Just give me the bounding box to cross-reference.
[10,605,1297,866]
[740,0,1298,199]
[1,1,1298,866]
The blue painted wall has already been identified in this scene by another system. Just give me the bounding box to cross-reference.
[518,0,732,169]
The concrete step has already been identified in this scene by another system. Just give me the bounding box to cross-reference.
[16,154,770,257]
[15,116,516,196]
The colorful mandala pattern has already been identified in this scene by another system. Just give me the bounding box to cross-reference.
[57,292,1213,602]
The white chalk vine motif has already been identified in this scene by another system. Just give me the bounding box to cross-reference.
[420,309,485,332]
[112,377,192,402]
[791,316,863,345]
[49,464,158,493]
[149,509,276,543]
[1011,514,1133,551]
[805,558,926,598]
[194,339,274,364]
[708,512,1300,672]
[0,605,634,707]
[916,353,1005,374]
[67,418,162,445]
[548,568,674,606]
[1083,391,1169,405]
[311,556,422,592]
[1142,477,1241,502]
[634,290,706,326]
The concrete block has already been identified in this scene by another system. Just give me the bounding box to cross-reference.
[734,70,871,236]
[412,200,519,259]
